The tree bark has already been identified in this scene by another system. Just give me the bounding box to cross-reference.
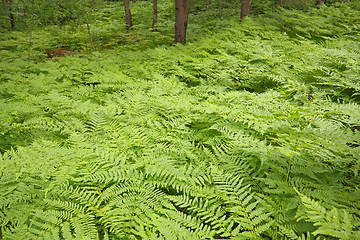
[174,0,190,44]
[28,0,34,60]
[240,0,251,21]
[316,0,326,5]
[81,0,96,51]
[206,0,210,11]
[123,0,132,29]
[8,0,14,29]
[152,0,157,31]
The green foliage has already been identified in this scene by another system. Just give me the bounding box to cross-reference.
[0,0,102,30]
[1,1,360,239]
[296,190,360,239]
[283,0,317,11]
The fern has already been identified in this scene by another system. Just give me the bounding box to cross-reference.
[212,171,274,238]
[296,191,360,239]
[1,2,360,239]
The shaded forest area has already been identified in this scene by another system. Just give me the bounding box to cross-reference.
[1,0,360,239]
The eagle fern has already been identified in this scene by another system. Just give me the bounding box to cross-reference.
[1,1,360,239]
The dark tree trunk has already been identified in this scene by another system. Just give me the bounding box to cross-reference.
[152,0,157,31]
[174,0,190,44]
[240,0,251,21]
[8,0,14,29]
[206,0,210,11]
[316,0,326,5]
[123,0,132,29]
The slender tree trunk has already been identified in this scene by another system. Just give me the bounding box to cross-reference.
[240,0,251,21]
[123,0,132,29]
[28,0,34,60]
[206,0,210,11]
[316,0,325,5]
[152,0,157,31]
[8,0,14,29]
[280,0,283,8]
[81,0,96,51]
[174,0,190,44]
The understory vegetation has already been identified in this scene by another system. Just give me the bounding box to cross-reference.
[1,1,360,239]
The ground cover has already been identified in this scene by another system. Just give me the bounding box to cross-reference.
[0,2,360,239]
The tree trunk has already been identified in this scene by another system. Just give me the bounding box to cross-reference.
[152,0,157,32]
[240,0,251,21]
[206,0,210,11]
[316,0,325,5]
[123,0,132,29]
[81,0,96,51]
[28,0,34,60]
[8,0,14,29]
[174,0,190,44]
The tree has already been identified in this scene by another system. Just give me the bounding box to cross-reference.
[123,0,132,29]
[81,0,96,51]
[8,0,14,29]
[28,0,34,60]
[152,0,157,31]
[241,0,251,21]
[316,0,326,5]
[174,0,190,44]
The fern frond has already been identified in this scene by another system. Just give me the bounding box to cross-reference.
[296,190,360,239]
[212,171,274,238]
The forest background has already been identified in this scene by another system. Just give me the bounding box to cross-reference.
[1,0,360,239]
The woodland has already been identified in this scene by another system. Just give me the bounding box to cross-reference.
[0,0,360,239]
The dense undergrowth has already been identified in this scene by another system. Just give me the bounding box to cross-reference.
[1,1,360,239]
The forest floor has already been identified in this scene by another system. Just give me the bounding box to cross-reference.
[0,2,360,239]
